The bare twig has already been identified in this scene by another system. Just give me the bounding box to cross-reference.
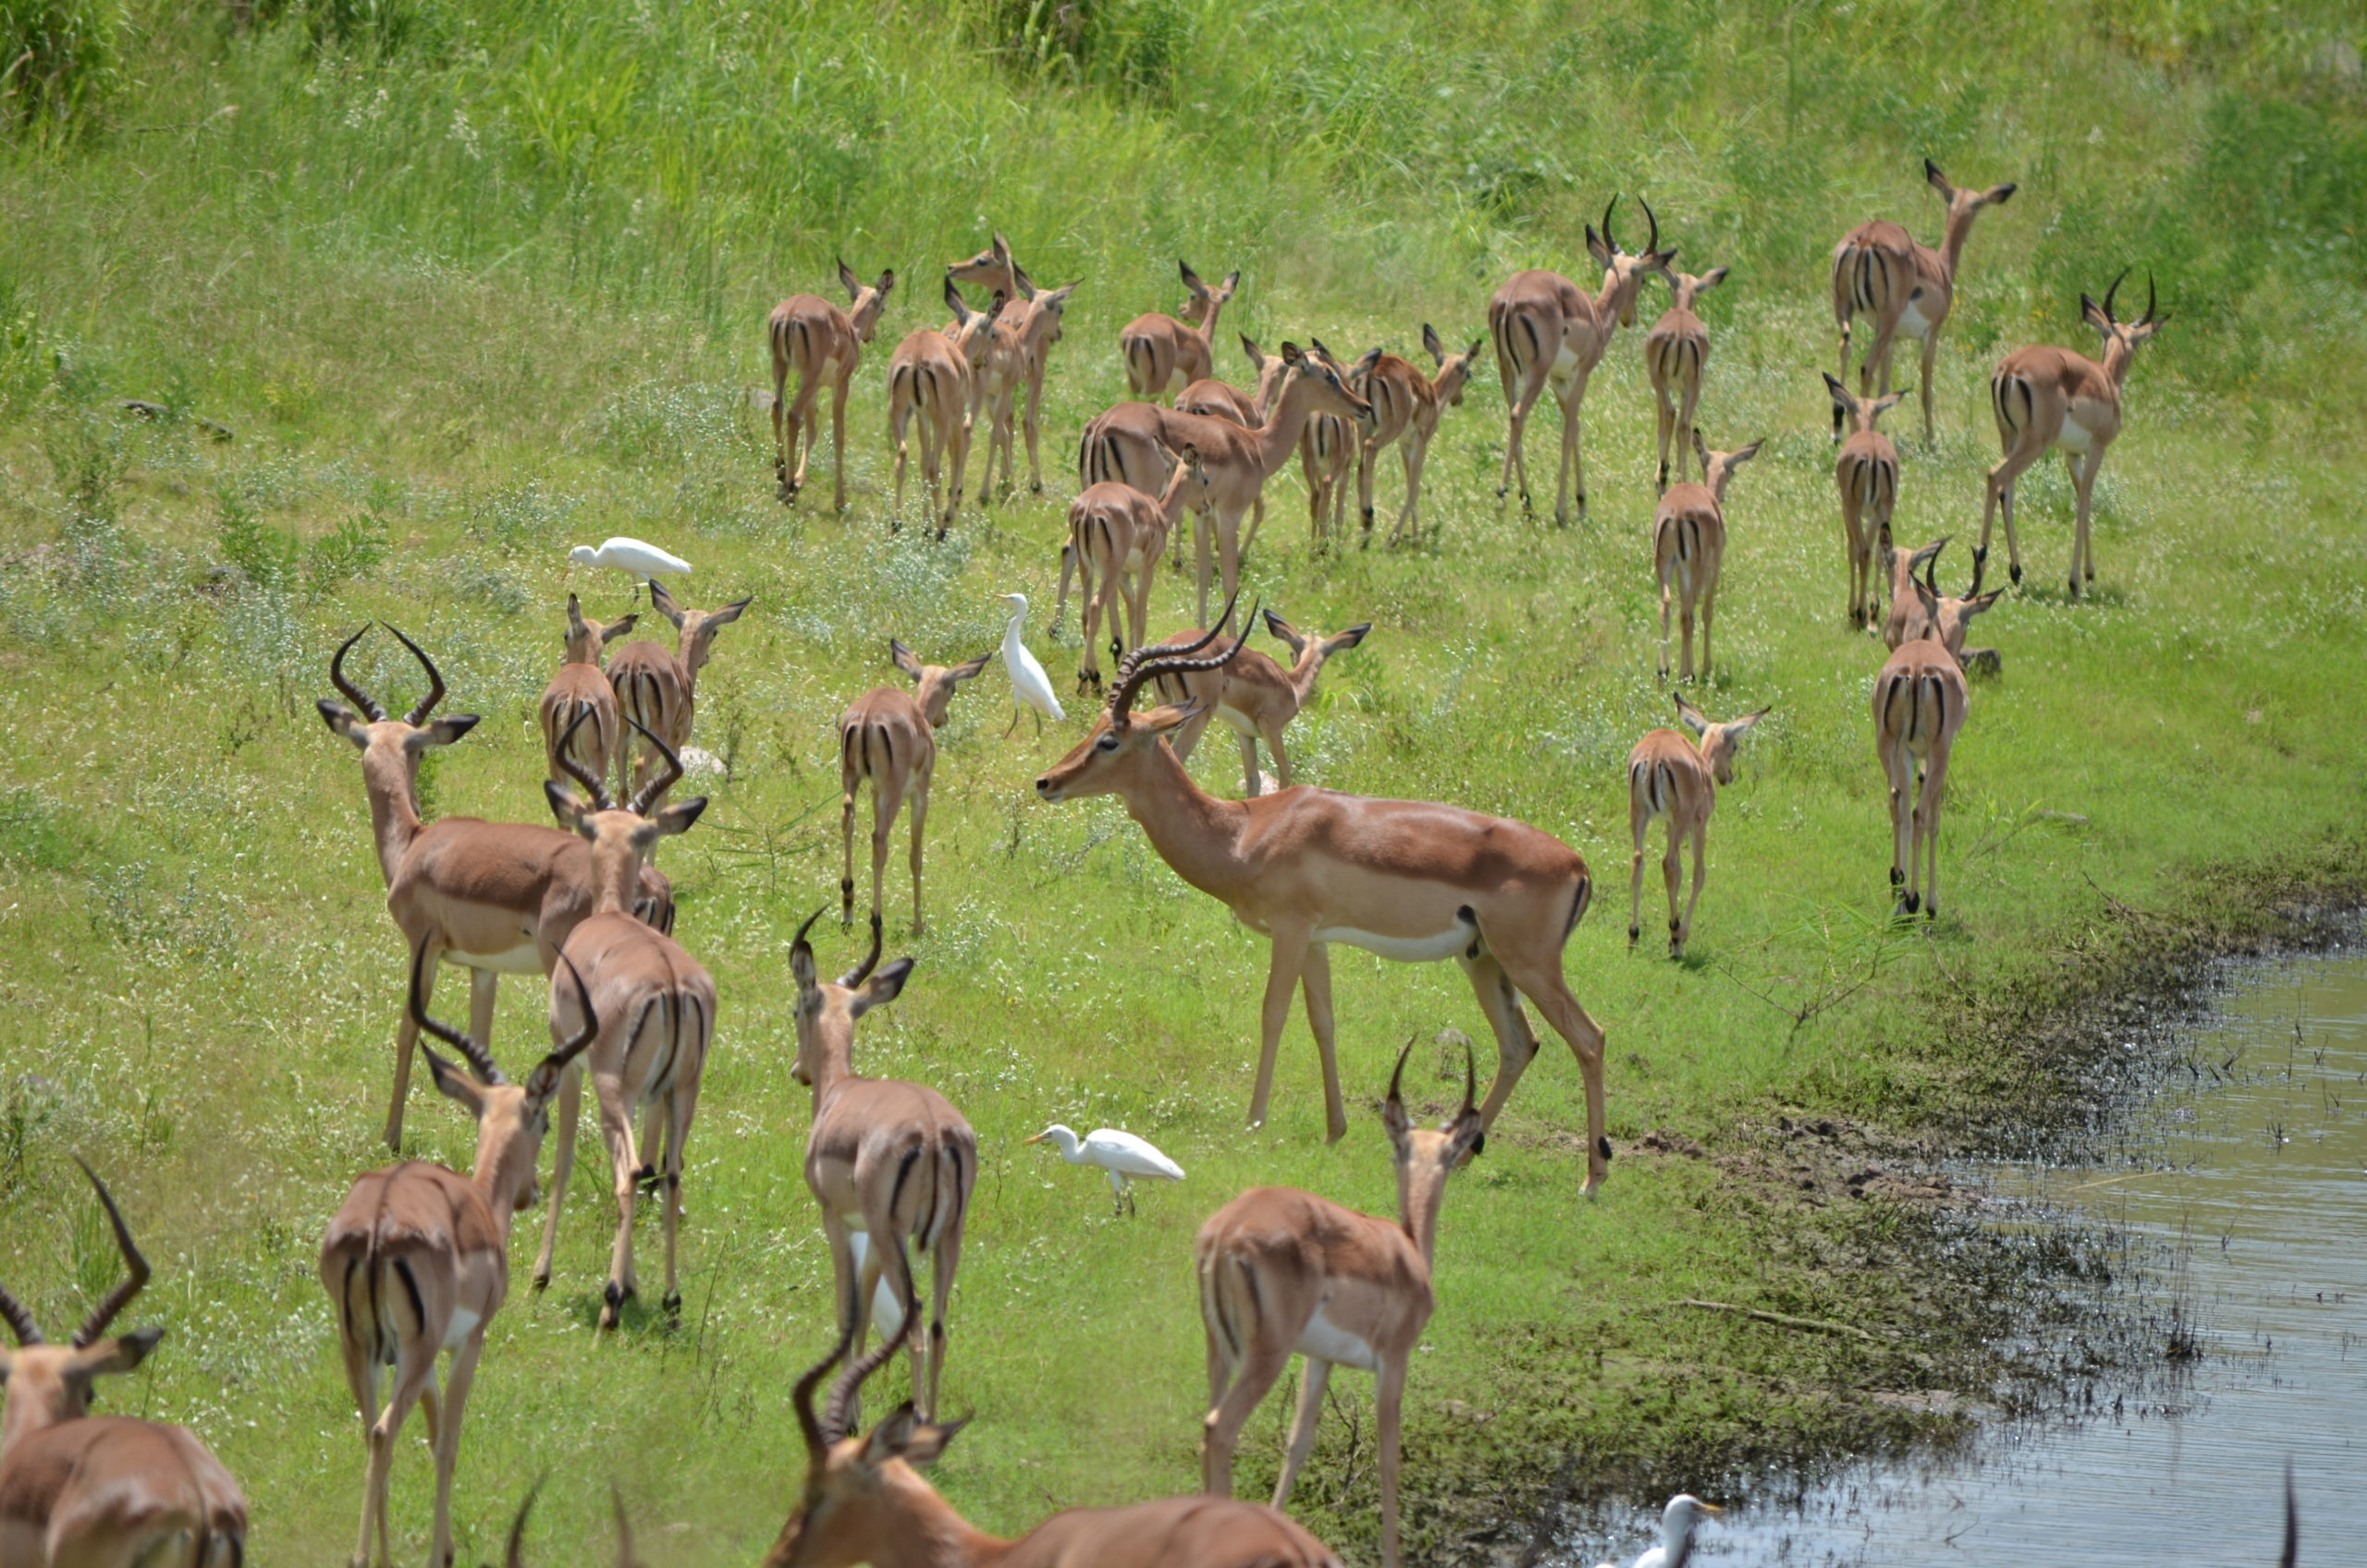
[1677,1298,1889,1344]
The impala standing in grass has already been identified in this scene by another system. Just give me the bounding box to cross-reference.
[1120,261,1240,401]
[1873,581,1969,919]
[1488,196,1675,523]
[1642,263,1727,492]
[1347,325,1483,546]
[538,594,638,793]
[838,639,992,935]
[1036,613,1614,1194]
[1197,1044,1486,1568]
[1058,447,1210,691]
[885,316,977,539]
[945,234,1079,495]
[1831,159,2016,444]
[1149,608,1371,798]
[1651,433,1762,683]
[1824,374,1904,630]
[607,581,751,808]
[770,261,896,510]
[1627,694,1770,959]
[1976,271,2166,598]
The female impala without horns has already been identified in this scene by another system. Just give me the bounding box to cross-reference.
[839,640,992,935]
[1036,613,1614,1194]
[1120,261,1241,401]
[770,260,896,511]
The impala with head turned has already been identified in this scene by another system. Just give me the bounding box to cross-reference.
[1824,374,1903,630]
[1121,261,1240,401]
[1881,536,2003,674]
[533,719,717,1329]
[323,946,595,1568]
[771,260,896,511]
[538,594,638,794]
[1036,610,1613,1192]
[1652,433,1762,683]
[791,913,974,1428]
[318,624,670,1149]
[1058,447,1209,692]
[946,234,1079,495]
[1149,607,1370,798]
[1199,1043,1485,1568]
[839,639,992,935]
[1643,263,1728,492]
[1832,159,2016,444]
[1627,694,1770,960]
[1347,325,1483,547]
[0,1161,246,1568]
[759,1320,1342,1568]
[1977,270,2166,598]
[1488,196,1675,523]
[607,581,750,808]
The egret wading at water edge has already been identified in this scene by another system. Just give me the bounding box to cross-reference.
[998,592,1065,736]
[1026,1123,1185,1215]
[569,537,693,604]
[1596,1494,1722,1568]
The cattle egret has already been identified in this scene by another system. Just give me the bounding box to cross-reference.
[998,593,1065,737]
[1026,1123,1184,1215]
[570,537,693,604]
[1594,1494,1721,1568]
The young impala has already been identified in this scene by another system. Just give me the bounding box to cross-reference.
[1148,608,1371,798]
[1198,1044,1485,1568]
[838,639,992,934]
[1976,271,2166,597]
[770,261,895,510]
[534,721,717,1329]
[538,594,638,793]
[0,1162,247,1568]
[1058,447,1209,691]
[885,314,978,539]
[945,235,1079,495]
[323,946,595,1568]
[1626,693,1770,959]
[758,1321,1342,1568]
[1651,433,1762,683]
[1079,343,1375,623]
[1642,264,1728,491]
[607,581,751,807]
[791,913,975,1427]
[1347,325,1483,546]
[1120,261,1240,401]
[318,624,670,1149]
[1036,612,1613,1194]
[1831,160,2016,444]
[1487,196,1675,523]
[1873,579,1969,919]
[1824,374,1903,629]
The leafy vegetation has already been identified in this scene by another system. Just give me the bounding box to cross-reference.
[0,1,2362,1564]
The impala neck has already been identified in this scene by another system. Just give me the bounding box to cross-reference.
[803,1014,858,1109]
[1111,740,1248,899]
[361,745,425,886]
[1284,642,1331,708]
[1397,1157,1452,1267]
[1937,205,1980,284]
[1253,377,1330,481]
[761,1471,1009,1568]
[1591,267,1627,333]
[2101,336,2139,389]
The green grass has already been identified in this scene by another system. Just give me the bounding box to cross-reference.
[1,1,2363,1563]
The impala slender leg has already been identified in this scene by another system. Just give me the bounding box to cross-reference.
[342,1341,383,1568]
[364,1346,434,1568]
[1299,941,1346,1144]
[771,363,791,493]
[840,765,861,928]
[1841,487,1865,627]
[908,763,932,937]
[429,1336,484,1568]
[465,962,497,1072]
[1024,367,1047,494]
[1653,383,1674,493]
[1458,951,1539,1132]
[594,1071,641,1329]
[1627,800,1650,947]
[1676,587,1696,681]
[1193,508,1215,627]
[1677,374,1704,488]
[1681,821,1708,957]
[2071,446,2104,594]
[1261,721,1292,791]
[1202,1337,1293,1500]
[1215,510,1245,629]
[1392,435,1426,545]
[1502,364,1542,511]
[925,1219,961,1420]
[1657,566,1674,683]
[1700,572,1718,680]
[869,770,901,938]
[386,938,442,1151]
[531,1060,581,1290]
[1500,953,1612,1194]
[1919,745,1956,921]
[1554,381,1583,524]
[1236,731,1262,799]
[1357,436,1379,543]
[1249,925,1313,1130]
[1271,1358,1333,1510]
[1660,822,1686,956]
[659,1072,699,1315]
[1885,743,1917,916]
[1377,1357,1408,1568]
[829,380,850,513]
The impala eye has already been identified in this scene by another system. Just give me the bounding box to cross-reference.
[1097,733,1121,752]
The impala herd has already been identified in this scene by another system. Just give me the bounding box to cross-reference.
[0,157,2168,1568]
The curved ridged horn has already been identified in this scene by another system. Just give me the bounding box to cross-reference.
[546,950,601,1072]
[2143,272,2159,326]
[841,913,883,989]
[553,707,614,812]
[2101,267,2129,325]
[823,1309,916,1443]
[383,625,447,727]
[329,624,386,721]
[408,935,506,1085]
[502,1479,544,1568]
[793,1318,857,1463]
[0,1275,40,1346]
[1639,194,1660,253]
[1386,1035,1415,1114]
[68,1157,152,1348]
[623,717,683,817]
[1107,593,1248,723]
[1600,194,1621,253]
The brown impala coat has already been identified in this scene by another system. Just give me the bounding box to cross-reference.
[1880,537,2003,675]
[1119,261,1240,400]
[946,235,1078,495]
[771,261,896,510]
[1650,434,1761,683]
[1824,374,1903,629]
[1626,694,1769,959]
[1150,610,1370,799]
[537,594,639,793]
[1642,265,1727,492]
[1872,590,1969,920]
[0,1164,245,1568]
[1347,325,1482,546]
[1057,450,1209,691]
[1036,621,1612,1193]
[838,640,992,934]
[792,916,975,1427]
[1198,1047,1485,1568]
[318,624,670,1150]
[607,580,750,805]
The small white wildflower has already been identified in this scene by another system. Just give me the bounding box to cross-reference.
[448,107,482,159]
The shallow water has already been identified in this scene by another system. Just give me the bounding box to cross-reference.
[1564,948,2367,1568]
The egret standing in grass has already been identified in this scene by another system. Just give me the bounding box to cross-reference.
[569,537,692,604]
[998,593,1064,737]
[1595,1494,1722,1568]
[1026,1123,1184,1215]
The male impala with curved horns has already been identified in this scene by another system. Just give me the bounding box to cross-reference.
[1873,582,1969,920]
[1198,1044,1486,1568]
[1120,260,1240,401]
[1831,159,2017,444]
[770,260,895,510]
[838,639,992,935]
[1036,608,1613,1194]
[758,1321,1343,1568]
[1488,196,1675,524]
[1975,271,2167,598]
[0,1161,247,1568]
[534,720,717,1329]
[322,946,596,1568]
[791,913,975,1427]
[317,624,670,1150]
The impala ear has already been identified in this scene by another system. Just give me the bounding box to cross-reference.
[1674,692,1710,734]
[651,798,708,839]
[889,638,926,680]
[545,779,594,838]
[423,1047,489,1113]
[860,1403,967,1469]
[1134,700,1202,738]
[73,1326,164,1379]
[1421,323,1445,365]
[601,614,639,644]
[705,595,753,629]
[1729,438,1765,467]
[404,714,481,752]
[1219,269,1241,298]
[876,269,896,298]
[1984,182,2017,206]
[1178,259,1205,293]
[1327,621,1372,655]
[1238,332,1263,366]
[648,580,683,629]
[317,700,372,747]
[1923,157,1952,195]
[1585,224,1613,269]
[946,652,993,683]
[849,957,915,1019]
[1959,589,2004,619]
[838,259,863,298]
[1699,265,1729,289]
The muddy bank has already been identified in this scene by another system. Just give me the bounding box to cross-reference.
[1355,841,2367,1566]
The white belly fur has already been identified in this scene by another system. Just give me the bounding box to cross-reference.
[1295,1305,1382,1372]
[1897,296,1935,337]
[1549,342,1582,386]
[2055,417,2097,454]
[440,1306,483,1351]
[1314,924,1476,962]
[446,945,543,975]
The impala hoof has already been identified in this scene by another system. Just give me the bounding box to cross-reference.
[1627,925,1639,945]
[661,1290,683,1316]
[2068,577,2081,599]
[2008,561,2022,586]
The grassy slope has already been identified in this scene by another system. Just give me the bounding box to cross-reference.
[2,1,2364,1563]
